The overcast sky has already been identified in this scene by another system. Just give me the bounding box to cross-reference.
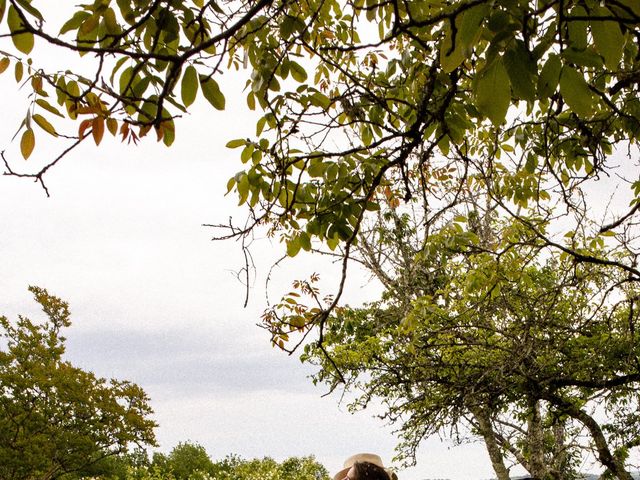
[0,54,507,480]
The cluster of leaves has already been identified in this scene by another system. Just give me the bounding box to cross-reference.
[0,286,157,480]
[2,0,639,326]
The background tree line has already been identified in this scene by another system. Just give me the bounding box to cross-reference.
[88,444,329,480]
[0,287,328,480]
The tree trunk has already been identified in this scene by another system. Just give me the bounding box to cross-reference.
[527,399,546,479]
[550,421,570,480]
[471,405,511,480]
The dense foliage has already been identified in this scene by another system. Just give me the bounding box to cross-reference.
[0,287,157,480]
[303,215,640,480]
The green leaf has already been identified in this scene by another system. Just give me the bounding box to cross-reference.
[8,5,34,54]
[475,57,511,126]
[615,0,640,17]
[103,8,120,35]
[200,75,225,110]
[226,139,246,149]
[440,5,486,73]
[568,6,588,50]
[236,173,249,204]
[591,6,625,70]
[559,66,595,117]
[458,4,487,47]
[180,65,198,107]
[60,11,90,35]
[79,14,99,35]
[308,160,325,177]
[440,22,466,73]
[119,66,134,94]
[299,232,311,251]
[537,54,561,99]
[561,47,604,69]
[503,41,536,102]
[14,0,43,22]
[286,237,302,257]
[290,61,308,83]
[240,144,254,163]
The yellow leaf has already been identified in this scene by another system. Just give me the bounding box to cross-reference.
[14,61,23,82]
[32,114,57,137]
[0,57,9,75]
[106,118,118,136]
[31,75,43,93]
[20,128,35,159]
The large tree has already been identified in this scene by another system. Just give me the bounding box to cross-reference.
[298,211,640,480]
[0,286,157,480]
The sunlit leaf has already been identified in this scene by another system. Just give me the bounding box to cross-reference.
[14,0,43,22]
[60,11,90,35]
[8,5,34,54]
[35,99,62,117]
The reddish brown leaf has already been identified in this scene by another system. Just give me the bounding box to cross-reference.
[78,119,92,140]
[119,122,129,141]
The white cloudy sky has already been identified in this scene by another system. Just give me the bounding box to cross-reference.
[0,39,506,480]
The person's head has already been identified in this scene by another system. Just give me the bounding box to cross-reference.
[333,454,397,480]
[345,461,391,480]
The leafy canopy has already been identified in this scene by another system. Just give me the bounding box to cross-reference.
[0,0,638,305]
[0,286,157,480]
